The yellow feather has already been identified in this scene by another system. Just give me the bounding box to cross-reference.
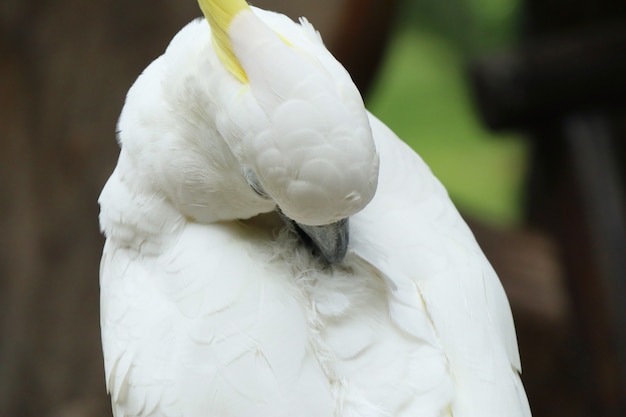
[197,0,250,83]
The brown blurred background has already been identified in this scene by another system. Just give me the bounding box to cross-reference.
[1,0,624,416]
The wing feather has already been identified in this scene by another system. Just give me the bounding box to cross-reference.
[100,221,335,417]
[350,112,531,417]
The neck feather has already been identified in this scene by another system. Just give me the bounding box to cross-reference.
[99,150,184,255]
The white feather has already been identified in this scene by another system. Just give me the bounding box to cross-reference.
[351,114,531,417]
[99,6,531,417]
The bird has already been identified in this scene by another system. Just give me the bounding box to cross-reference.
[98,0,532,416]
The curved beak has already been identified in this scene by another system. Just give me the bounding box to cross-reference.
[278,210,349,264]
[296,218,349,264]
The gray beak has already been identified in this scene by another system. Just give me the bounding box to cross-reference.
[278,210,349,264]
[296,218,349,264]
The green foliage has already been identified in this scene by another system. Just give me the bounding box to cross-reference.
[367,1,526,226]
[396,0,521,54]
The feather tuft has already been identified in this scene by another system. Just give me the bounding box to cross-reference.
[197,0,250,83]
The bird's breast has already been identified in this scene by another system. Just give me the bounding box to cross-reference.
[102,218,451,417]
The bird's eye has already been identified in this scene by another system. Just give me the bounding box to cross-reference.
[243,167,270,199]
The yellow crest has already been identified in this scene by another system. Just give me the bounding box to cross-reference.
[197,0,250,83]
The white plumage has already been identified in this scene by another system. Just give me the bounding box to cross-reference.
[99,3,531,417]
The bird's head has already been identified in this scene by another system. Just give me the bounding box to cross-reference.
[116,0,379,263]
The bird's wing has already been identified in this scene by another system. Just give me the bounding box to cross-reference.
[100,220,334,417]
[350,112,531,417]
[100,240,180,417]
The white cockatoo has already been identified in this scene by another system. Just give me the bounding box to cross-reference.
[99,0,531,416]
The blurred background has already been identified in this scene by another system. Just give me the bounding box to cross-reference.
[1,0,624,416]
